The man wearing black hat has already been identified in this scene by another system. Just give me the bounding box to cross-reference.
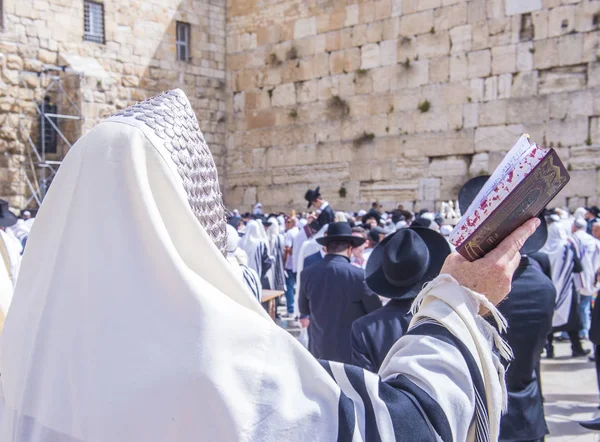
[351,227,451,372]
[586,206,600,235]
[304,186,335,231]
[298,222,382,364]
[458,176,556,442]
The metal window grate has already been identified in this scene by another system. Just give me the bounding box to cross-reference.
[176,21,190,62]
[84,0,104,44]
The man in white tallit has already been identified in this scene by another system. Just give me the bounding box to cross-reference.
[0,200,22,333]
[0,90,540,442]
[572,218,600,340]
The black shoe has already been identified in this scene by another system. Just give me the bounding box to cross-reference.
[580,416,600,430]
[590,355,596,362]
[572,349,592,357]
[546,348,554,359]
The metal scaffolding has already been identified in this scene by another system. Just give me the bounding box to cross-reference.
[17,66,83,209]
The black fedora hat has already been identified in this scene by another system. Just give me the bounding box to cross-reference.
[316,222,365,247]
[0,200,17,228]
[586,205,600,217]
[366,227,451,299]
[304,186,321,208]
[458,175,547,255]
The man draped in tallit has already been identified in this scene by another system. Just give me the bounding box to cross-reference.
[0,90,539,442]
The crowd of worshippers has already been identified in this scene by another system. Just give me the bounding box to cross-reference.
[226,181,600,441]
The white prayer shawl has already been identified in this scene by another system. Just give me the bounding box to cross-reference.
[238,219,269,279]
[293,224,327,316]
[548,236,579,328]
[0,90,504,442]
[226,224,262,303]
[0,230,22,289]
[573,229,600,296]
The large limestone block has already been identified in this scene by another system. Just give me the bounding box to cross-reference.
[491,44,516,75]
[450,25,472,53]
[569,145,600,170]
[532,10,549,40]
[407,60,429,87]
[512,71,539,97]
[404,129,475,157]
[545,117,588,146]
[429,56,450,83]
[345,4,360,27]
[467,49,491,78]
[428,156,469,177]
[474,124,526,152]
[380,40,398,66]
[479,100,508,126]
[271,83,296,107]
[434,3,468,31]
[297,79,318,103]
[548,5,576,38]
[506,96,550,125]
[294,17,317,40]
[562,169,597,197]
[558,33,584,66]
[484,76,498,101]
[539,65,586,94]
[361,43,380,69]
[399,10,435,36]
[463,102,479,128]
[516,42,534,72]
[450,54,468,82]
[416,31,451,59]
[418,178,441,201]
[533,38,559,69]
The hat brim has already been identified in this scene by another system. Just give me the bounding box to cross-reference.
[0,212,18,228]
[366,227,451,300]
[316,235,365,247]
[521,214,547,255]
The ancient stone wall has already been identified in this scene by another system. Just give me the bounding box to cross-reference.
[225,0,600,213]
[0,0,226,208]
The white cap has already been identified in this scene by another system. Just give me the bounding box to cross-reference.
[574,218,587,229]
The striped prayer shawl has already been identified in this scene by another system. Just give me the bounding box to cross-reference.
[240,263,262,302]
[319,317,490,442]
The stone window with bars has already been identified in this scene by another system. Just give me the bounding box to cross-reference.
[176,21,191,62]
[84,0,104,44]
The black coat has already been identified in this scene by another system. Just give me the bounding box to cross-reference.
[350,298,414,372]
[303,251,323,270]
[498,257,555,442]
[310,204,335,231]
[298,254,382,364]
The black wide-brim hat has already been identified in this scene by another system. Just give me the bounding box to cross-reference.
[305,186,321,209]
[366,227,451,299]
[0,199,17,228]
[458,175,547,255]
[316,221,365,247]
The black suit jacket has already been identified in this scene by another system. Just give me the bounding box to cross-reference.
[303,251,323,270]
[298,254,382,364]
[498,257,555,442]
[311,204,335,231]
[350,298,414,372]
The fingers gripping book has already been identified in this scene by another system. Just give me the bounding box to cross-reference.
[450,134,570,261]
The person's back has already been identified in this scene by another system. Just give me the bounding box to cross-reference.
[498,257,555,441]
[300,254,380,363]
[351,298,413,372]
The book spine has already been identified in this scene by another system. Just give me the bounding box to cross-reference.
[456,149,570,261]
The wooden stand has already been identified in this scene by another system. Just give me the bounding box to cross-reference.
[261,290,284,320]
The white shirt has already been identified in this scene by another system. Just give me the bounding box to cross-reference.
[284,226,299,270]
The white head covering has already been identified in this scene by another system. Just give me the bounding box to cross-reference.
[0,90,344,442]
[238,219,267,263]
[574,218,587,230]
[574,207,587,220]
